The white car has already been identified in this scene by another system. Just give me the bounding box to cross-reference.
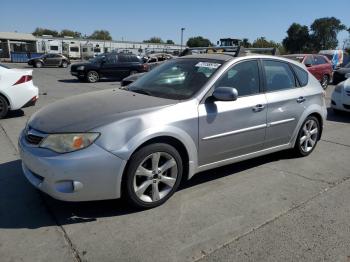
[0,64,39,118]
[331,76,350,113]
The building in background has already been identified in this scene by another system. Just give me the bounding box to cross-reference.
[0,32,183,61]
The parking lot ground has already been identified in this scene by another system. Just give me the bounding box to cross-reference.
[1,64,350,262]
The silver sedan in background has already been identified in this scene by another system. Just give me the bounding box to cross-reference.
[19,54,327,208]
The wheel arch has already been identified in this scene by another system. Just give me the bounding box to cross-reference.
[0,91,12,109]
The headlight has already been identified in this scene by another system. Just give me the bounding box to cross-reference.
[334,85,343,93]
[77,65,85,70]
[40,133,99,153]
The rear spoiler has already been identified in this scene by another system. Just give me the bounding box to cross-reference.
[179,46,279,57]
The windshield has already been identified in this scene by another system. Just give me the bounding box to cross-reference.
[127,58,223,100]
[285,55,305,63]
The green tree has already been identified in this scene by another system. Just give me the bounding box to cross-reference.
[32,27,59,37]
[282,23,310,53]
[88,30,112,40]
[310,17,346,51]
[186,36,212,47]
[241,38,252,48]
[166,39,175,44]
[252,37,280,48]
[143,37,164,43]
[59,29,82,38]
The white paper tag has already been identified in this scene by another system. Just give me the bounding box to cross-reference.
[195,62,221,69]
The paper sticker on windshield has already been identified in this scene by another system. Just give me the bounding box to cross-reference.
[195,62,221,69]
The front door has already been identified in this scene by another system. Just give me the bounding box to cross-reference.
[198,59,267,166]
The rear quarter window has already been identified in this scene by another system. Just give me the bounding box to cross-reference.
[291,64,309,87]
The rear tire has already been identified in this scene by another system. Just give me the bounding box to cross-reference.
[86,71,100,83]
[35,61,43,68]
[0,95,9,119]
[321,75,329,89]
[124,143,183,209]
[293,116,320,157]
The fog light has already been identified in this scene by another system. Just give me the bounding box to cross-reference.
[55,180,83,193]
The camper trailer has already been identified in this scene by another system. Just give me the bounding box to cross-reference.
[81,44,94,59]
[63,42,81,59]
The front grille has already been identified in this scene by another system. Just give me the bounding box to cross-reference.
[343,104,350,110]
[25,134,44,145]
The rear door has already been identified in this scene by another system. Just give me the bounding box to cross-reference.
[100,54,118,77]
[263,59,305,148]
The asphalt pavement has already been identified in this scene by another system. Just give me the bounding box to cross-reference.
[0,63,350,262]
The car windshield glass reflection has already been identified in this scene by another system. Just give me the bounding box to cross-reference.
[128,59,222,100]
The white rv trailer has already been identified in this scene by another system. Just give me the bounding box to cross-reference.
[63,41,81,59]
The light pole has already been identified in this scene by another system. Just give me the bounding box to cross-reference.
[180,27,185,52]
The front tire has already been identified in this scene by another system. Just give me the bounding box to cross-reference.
[35,61,43,68]
[293,116,320,157]
[86,70,100,83]
[61,61,68,68]
[124,143,183,209]
[0,96,9,119]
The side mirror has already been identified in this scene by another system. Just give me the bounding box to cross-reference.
[345,73,350,79]
[305,63,312,67]
[212,87,238,101]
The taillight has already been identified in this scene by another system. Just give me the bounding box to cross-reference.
[13,75,32,86]
[142,64,149,72]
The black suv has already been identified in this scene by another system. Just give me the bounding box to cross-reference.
[71,53,148,83]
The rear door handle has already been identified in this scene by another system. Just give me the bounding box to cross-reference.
[252,104,265,112]
[296,96,306,103]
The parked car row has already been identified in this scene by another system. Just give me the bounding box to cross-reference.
[28,54,70,68]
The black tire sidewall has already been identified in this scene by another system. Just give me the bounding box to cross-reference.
[294,116,320,157]
[0,96,9,119]
[62,61,68,68]
[124,143,183,209]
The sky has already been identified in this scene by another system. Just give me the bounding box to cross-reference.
[1,0,349,47]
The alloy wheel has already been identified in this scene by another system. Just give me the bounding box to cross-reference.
[321,75,328,89]
[300,119,318,153]
[88,71,99,82]
[133,152,178,203]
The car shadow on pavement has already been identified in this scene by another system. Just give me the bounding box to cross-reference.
[3,110,24,119]
[326,108,350,124]
[0,150,293,229]
[58,79,121,84]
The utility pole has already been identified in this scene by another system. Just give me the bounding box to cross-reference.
[180,27,185,52]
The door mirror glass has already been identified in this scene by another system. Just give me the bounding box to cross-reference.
[212,87,238,101]
[305,63,312,67]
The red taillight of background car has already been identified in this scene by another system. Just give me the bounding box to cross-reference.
[13,75,32,86]
[142,64,149,72]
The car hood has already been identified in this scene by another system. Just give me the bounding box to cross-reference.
[28,89,177,133]
[335,68,350,74]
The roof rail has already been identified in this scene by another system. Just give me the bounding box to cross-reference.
[179,46,279,57]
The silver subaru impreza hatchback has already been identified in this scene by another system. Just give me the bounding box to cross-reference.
[19,53,327,208]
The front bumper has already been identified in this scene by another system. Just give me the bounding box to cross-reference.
[18,131,127,201]
[331,90,350,112]
[70,71,85,78]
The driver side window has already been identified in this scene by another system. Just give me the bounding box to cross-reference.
[214,60,260,97]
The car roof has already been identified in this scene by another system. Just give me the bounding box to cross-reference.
[178,53,234,62]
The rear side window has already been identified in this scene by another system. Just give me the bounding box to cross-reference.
[263,60,296,92]
[314,56,327,65]
[105,55,118,64]
[118,55,128,62]
[214,60,260,97]
[291,64,309,87]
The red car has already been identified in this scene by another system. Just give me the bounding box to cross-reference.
[284,54,333,89]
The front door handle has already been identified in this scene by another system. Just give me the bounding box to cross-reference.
[297,96,306,103]
[252,104,265,112]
